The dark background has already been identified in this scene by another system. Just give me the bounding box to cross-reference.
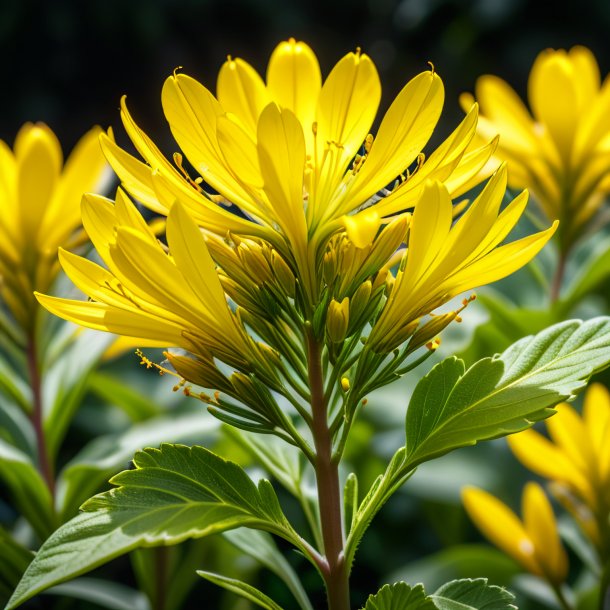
[2,0,610,155]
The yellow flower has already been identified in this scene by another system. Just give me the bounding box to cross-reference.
[0,123,108,331]
[462,46,610,251]
[462,482,568,585]
[507,383,610,548]
[367,165,557,352]
[35,190,265,373]
[100,38,499,306]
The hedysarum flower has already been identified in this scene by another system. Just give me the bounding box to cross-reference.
[367,165,557,352]
[463,483,568,585]
[462,46,610,252]
[508,383,610,551]
[100,38,500,306]
[0,124,108,331]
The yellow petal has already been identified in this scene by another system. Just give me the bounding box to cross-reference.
[507,428,592,500]
[404,180,453,287]
[448,221,557,295]
[342,71,444,211]
[312,50,380,210]
[165,202,229,318]
[35,293,184,345]
[475,75,538,154]
[266,38,321,153]
[522,482,568,584]
[40,126,108,249]
[256,104,307,243]
[15,124,61,242]
[529,49,579,160]
[161,74,255,209]
[583,383,610,482]
[217,56,271,134]
[546,403,596,477]
[81,193,118,263]
[462,486,541,576]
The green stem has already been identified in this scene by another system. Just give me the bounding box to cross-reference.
[26,336,55,500]
[550,251,567,303]
[307,331,350,610]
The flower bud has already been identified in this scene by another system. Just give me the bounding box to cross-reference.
[327,297,350,343]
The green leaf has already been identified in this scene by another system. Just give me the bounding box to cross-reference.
[43,330,114,460]
[362,582,436,610]
[0,439,56,539]
[0,528,34,606]
[198,571,284,610]
[7,444,301,609]
[562,238,610,309]
[0,396,34,455]
[57,411,218,521]
[430,578,516,610]
[224,528,314,610]
[344,473,358,535]
[406,317,610,468]
[345,448,413,573]
[0,354,30,412]
[88,371,161,421]
[47,578,150,610]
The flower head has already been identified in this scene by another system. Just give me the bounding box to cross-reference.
[507,383,610,549]
[463,46,610,251]
[0,124,108,331]
[101,38,499,307]
[463,482,568,585]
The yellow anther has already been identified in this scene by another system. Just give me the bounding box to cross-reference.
[341,377,350,392]
[427,61,435,74]
[364,134,374,153]
[173,66,183,77]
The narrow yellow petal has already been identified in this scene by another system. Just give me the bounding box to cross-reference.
[81,193,118,263]
[475,75,538,154]
[266,38,321,153]
[165,202,230,317]
[522,482,568,584]
[583,384,610,482]
[529,50,579,160]
[40,126,108,249]
[448,221,557,295]
[15,124,61,241]
[217,56,271,134]
[343,71,444,210]
[257,104,307,243]
[313,50,380,210]
[462,486,541,576]
[507,428,592,500]
[546,403,596,477]
[35,293,184,345]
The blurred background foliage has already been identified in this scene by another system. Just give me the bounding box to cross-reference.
[2,0,610,609]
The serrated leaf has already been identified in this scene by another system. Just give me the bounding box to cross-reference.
[56,411,218,521]
[430,578,516,610]
[7,444,301,609]
[0,439,56,539]
[406,318,610,467]
[198,571,284,610]
[362,582,436,610]
[224,529,313,610]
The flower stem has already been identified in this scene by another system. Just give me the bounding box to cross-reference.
[307,331,350,610]
[27,335,55,499]
[153,546,169,610]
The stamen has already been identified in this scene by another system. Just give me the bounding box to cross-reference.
[427,61,435,75]
[173,152,204,192]
[136,349,179,377]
